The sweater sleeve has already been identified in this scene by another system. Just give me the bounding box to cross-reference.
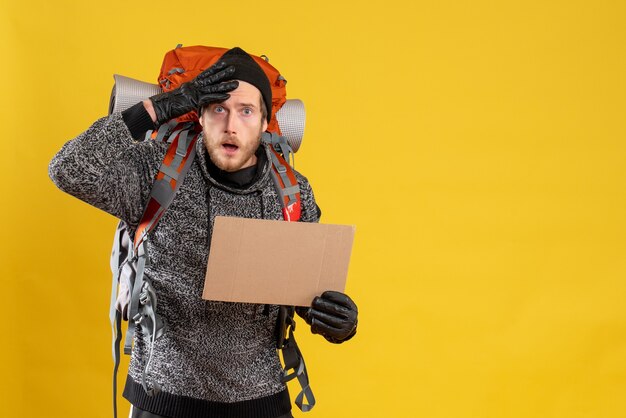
[48,112,166,228]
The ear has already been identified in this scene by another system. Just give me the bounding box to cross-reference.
[198,108,205,128]
[261,118,268,132]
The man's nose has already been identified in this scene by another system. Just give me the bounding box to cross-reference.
[224,111,238,134]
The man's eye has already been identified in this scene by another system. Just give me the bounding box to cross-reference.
[214,106,225,113]
[242,108,253,116]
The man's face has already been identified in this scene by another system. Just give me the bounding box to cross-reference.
[199,80,268,172]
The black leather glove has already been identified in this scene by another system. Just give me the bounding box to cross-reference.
[296,291,358,344]
[150,61,239,124]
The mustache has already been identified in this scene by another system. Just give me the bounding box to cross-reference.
[220,135,240,146]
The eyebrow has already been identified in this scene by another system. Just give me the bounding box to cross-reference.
[237,102,258,109]
[210,102,258,110]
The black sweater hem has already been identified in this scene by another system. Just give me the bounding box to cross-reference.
[123,377,292,418]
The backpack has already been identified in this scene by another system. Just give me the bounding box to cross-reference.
[108,45,314,418]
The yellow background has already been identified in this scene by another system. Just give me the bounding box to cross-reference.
[1,0,625,417]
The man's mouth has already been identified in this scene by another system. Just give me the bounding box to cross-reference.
[222,143,239,154]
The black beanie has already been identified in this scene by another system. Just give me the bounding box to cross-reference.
[218,47,272,123]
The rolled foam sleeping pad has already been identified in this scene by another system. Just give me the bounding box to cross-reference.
[109,74,306,152]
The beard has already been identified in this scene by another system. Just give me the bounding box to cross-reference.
[203,132,261,173]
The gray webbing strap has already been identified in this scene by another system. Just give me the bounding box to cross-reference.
[137,208,165,246]
[158,165,180,181]
[112,310,123,418]
[168,67,185,75]
[167,129,189,174]
[109,223,125,418]
[133,279,164,397]
[275,142,294,168]
[166,127,184,144]
[280,185,300,198]
[148,129,197,211]
[262,132,295,168]
[267,144,291,178]
[268,150,299,205]
[281,318,316,412]
[155,124,169,143]
[134,128,196,245]
[269,169,289,206]
[143,120,183,143]
[174,135,198,191]
[110,223,123,359]
[125,241,147,355]
[151,124,170,143]
[149,180,173,208]
[262,133,299,204]
[176,129,190,156]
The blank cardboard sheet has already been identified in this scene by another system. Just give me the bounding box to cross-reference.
[203,216,355,306]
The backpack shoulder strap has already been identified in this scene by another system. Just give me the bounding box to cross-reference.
[265,131,316,411]
[134,124,200,247]
[110,123,200,418]
[262,132,301,222]
[126,123,199,354]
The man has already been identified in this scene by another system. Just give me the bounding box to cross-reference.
[49,47,358,418]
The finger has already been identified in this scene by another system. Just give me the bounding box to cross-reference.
[310,309,354,330]
[196,65,236,87]
[312,296,353,319]
[197,93,230,108]
[202,80,239,94]
[310,317,345,337]
[295,306,312,324]
[320,291,358,312]
[196,60,227,78]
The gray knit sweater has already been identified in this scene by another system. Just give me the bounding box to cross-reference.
[49,112,320,418]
